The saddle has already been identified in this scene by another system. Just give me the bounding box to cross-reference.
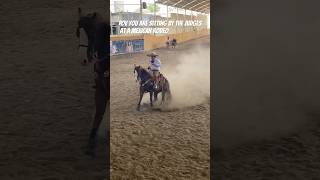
[154,73,164,87]
[141,70,164,88]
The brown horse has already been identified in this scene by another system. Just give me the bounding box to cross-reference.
[134,65,171,111]
[76,8,109,157]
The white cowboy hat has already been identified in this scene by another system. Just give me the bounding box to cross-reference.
[146,52,158,57]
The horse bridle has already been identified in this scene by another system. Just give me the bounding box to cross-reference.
[134,66,142,83]
[78,44,89,48]
[77,27,89,49]
[134,66,154,86]
[77,26,99,63]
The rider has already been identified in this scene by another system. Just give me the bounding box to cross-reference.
[147,52,161,89]
[172,37,177,48]
[166,36,170,48]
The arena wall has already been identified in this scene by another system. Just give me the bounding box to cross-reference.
[110,29,210,53]
[144,29,209,51]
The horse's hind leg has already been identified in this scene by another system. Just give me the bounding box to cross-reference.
[154,92,158,102]
[150,92,153,107]
[167,90,172,101]
[161,91,166,104]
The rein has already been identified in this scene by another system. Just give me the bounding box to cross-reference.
[141,79,151,87]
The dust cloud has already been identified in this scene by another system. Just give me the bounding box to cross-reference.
[213,0,320,148]
[166,46,210,109]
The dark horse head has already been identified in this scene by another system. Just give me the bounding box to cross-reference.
[133,64,153,89]
[76,8,109,65]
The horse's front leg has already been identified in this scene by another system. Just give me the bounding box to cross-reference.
[137,87,144,111]
[154,92,158,102]
[86,78,107,157]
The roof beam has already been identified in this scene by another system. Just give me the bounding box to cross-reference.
[189,1,208,10]
[156,0,171,5]
[193,3,209,12]
[156,0,210,14]
[196,8,208,14]
[199,9,209,14]
[172,0,183,7]
[201,8,209,13]
[181,0,198,8]
[160,0,168,4]
[198,5,210,12]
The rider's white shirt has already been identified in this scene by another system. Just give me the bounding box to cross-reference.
[150,58,161,71]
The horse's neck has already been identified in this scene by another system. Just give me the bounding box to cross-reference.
[93,23,108,57]
[139,69,150,81]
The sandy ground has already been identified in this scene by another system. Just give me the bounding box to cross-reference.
[0,0,109,179]
[213,114,320,180]
[110,37,210,179]
[214,124,320,179]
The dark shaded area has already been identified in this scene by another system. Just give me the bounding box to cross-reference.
[213,0,320,179]
[213,0,300,147]
[0,0,109,179]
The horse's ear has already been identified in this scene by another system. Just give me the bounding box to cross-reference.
[92,12,97,19]
[78,8,82,17]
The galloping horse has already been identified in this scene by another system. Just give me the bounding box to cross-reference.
[76,8,109,157]
[134,65,171,111]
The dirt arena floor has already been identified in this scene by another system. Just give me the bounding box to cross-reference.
[214,115,320,180]
[110,37,210,179]
[0,0,108,179]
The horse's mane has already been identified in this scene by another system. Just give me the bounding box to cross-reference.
[140,67,149,74]
[137,66,166,80]
[134,66,151,80]
[77,9,109,60]
[77,9,109,36]
[88,12,108,27]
